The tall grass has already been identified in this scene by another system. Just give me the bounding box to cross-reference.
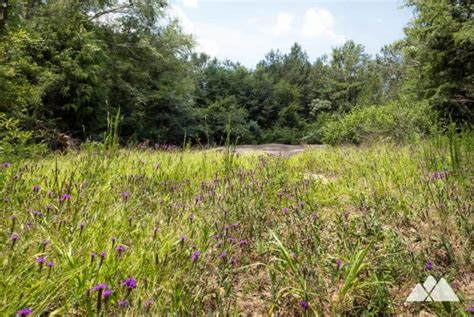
[0,135,472,315]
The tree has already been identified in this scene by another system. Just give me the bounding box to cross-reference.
[404,0,473,123]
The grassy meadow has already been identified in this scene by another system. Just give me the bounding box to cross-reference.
[1,134,473,316]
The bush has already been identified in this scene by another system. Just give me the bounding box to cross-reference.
[322,99,437,145]
[0,114,46,160]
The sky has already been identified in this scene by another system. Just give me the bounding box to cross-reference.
[168,0,414,68]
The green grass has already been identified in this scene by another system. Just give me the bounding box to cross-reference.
[1,135,472,316]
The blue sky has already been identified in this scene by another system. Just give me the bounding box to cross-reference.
[168,0,413,67]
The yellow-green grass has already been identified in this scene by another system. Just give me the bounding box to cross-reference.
[1,136,472,316]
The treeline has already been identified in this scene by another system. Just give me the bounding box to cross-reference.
[0,0,472,147]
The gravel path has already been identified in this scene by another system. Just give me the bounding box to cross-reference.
[215,143,325,156]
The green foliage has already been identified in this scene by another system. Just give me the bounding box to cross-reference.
[1,139,472,315]
[403,0,473,123]
[322,99,437,145]
[0,0,470,147]
[0,113,46,160]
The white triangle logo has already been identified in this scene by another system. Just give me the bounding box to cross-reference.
[406,276,459,302]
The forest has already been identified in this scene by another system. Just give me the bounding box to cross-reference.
[1,0,472,151]
[1,1,473,316]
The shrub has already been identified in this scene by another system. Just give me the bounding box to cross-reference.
[0,113,46,160]
[322,99,437,145]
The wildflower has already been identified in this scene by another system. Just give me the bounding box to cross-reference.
[467,307,474,314]
[59,193,71,202]
[335,259,343,267]
[117,245,126,255]
[123,278,137,290]
[299,300,309,310]
[425,261,433,270]
[311,213,318,221]
[118,299,129,308]
[144,300,154,308]
[35,256,45,264]
[239,239,248,248]
[219,252,227,259]
[111,237,117,246]
[47,261,54,268]
[179,235,186,243]
[283,207,289,215]
[120,191,130,200]
[16,308,32,316]
[102,289,113,299]
[2,162,12,168]
[100,251,107,258]
[10,233,19,242]
[431,171,447,181]
[191,251,201,263]
[33,185,41,192]
[33,210,41,217]
[93,283,108,291]
[189,214,194,222]
[79,223,85,230]
[231,256,238,266]
[224,224,231,231]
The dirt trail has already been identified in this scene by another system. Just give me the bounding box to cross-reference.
[215,143,325,156]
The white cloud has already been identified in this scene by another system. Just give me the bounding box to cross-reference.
[271,12,294,35]
[169,5,195,33]
[301,7,345,43]
[197,38,220,56]
[182,0,198,9]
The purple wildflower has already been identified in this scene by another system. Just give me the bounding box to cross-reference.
[33,185,41,192]
[10,233,19,242]
[120,191,130,200]
[35,256,45,264]
[33,210,41,217]
[219,252,227,259]
[231,256,238,266]
[116,245,126,255]
[335,259,343,267]
[100,251,107,258]
[283,207,289,215]
[118,299,129,308]
[2,162,12,168]
[47,261,54,268]
[431,171,448,181]
[179,235,186,243]
[91,251,97,258]
[144,300,154,308]
[93,283,108,291]
[59,193,71,202]
[16,308,32,316]
[191,251,201,263]
[102,289,113,299]
[299,300,309,310]
[425,261,433,270]
[466,307,474,314]
[239,239,248,248]
[122,278,137,290]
